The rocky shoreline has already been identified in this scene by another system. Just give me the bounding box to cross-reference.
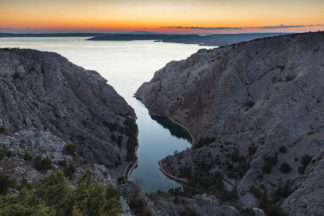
[158,160,189,184]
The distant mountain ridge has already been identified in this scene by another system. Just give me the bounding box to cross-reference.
[0,32,287,46]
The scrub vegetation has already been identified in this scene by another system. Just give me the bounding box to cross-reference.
[0,170,121,216]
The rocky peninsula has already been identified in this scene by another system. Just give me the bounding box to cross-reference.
[88,33,285,46]
[136,31,324,216]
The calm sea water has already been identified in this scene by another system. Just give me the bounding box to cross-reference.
[0,37,215,193]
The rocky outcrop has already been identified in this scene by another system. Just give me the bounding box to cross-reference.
[136,32,324,215]
[0,48,138,185]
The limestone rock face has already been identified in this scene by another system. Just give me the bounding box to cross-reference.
[136,32,324,215]
[0,48,137,181]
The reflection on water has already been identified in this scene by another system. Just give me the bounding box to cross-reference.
[151,116,192,142]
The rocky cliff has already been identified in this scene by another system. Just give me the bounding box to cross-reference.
[136,32,324,216]
[0,48,138,187]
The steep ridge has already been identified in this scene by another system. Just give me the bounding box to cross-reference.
[0,48,138,184]
[136,32,324,215]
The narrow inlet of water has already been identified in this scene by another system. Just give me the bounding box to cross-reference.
[0,37,216,192]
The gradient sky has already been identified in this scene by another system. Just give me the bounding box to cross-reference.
[1,0,323,33]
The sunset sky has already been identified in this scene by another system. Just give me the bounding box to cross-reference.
[1,0,323,33]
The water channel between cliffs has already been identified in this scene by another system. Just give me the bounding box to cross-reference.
[0,37,216,193]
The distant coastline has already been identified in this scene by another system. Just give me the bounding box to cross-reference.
[88,32,288,46]
[0,32,288,46]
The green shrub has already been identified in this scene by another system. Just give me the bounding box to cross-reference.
[23,152,33,161]
[280,163,291,173]
[11,72,21,80]
[63,163,76,178]
[103,121,118,131]
[34,156,52,171]
[63,144,76,156]
[279,146,287,153]
[272,181,292,202]
[124,118,138,137]
[0,170,122,216]
[124,118,138,162]
[128,198,151,216]
[168,187,183,196]
[248,143,257,156]
[264,154,278,166]
[250,186,262,199]
[195,137,215,148]
[180,208,198,216]
[58,160,67,167]
[262,163,272,173]
[0,149,13,160]
[0,174,16,194]
[245,100,255,111]
[298,154,313,174]
[301,155,312,166]
[258,192,287,216]
[126,136,137,161]
[20,178,32,190]
[106,184,120,200]
[298,165,306,174]
[117,136,123,147]
[173,197,180,205]
[0,127,5,133]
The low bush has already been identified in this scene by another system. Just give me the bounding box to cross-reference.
[279,146,287,153]
[298,154,313,174]
[280,163,291,174]
[298,165,306,174]
[34,156,52,171]
[0,150,13,160]
[301,155,312,166]
[63,163,76,178]
[272,181,292,202]
[106,184,120,200]
[262,163,272,173]
[258,192,287,216]
[180,208,198,216]
[126,136,137,161]
[0,175,16,194]
[23,152,33,161]
[63,144,76,156]
[128,198,151,216]
[248,143,257,156]
[245,100,255,111]
[173,197,180,205]
[250,186,262,199]
[264,153,278,166]
[195,137,215,148]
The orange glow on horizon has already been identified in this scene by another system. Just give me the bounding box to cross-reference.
[1,0,323,33]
